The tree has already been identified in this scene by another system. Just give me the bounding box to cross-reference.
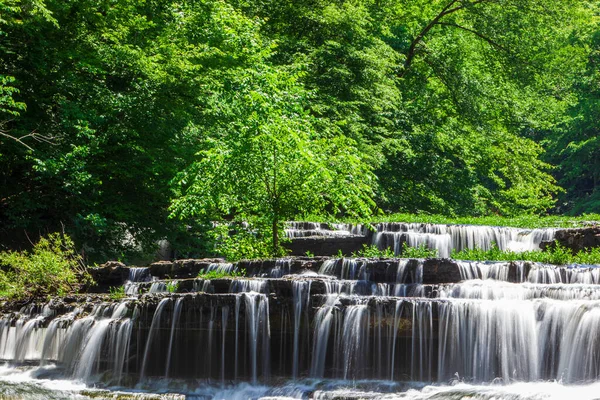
[170,64,376,255]
[228,0,588,216]
[545,20,600,213]
[0,0,268,260]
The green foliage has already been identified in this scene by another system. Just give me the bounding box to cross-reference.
[165,281,178,294]
[545,21,600,214]
[197,268,247,280]
[301,213,600,229]
[209,223,276,262]
[352,244,396,258]
[452,242,600,265]
[0,0,598,262]
[170,62,377,256]
[401,243,439,259]
[0,233,92,299]
[352,243,438,258]
[304,251,314,258]
[109,285,126,300]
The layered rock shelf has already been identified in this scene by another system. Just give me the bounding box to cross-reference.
[3,254,600,389]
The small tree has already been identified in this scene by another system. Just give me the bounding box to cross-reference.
[171,65,376,256]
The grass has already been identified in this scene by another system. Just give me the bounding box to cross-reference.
[197,268,247,280]
[298,213,600,229]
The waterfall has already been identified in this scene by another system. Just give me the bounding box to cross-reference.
[244,292,270,383]
[125,267,151,295]
[292,280,311,379]
[339,305,369,380]
[371,223,557,256]
[165,297,184,377]
[139,298,171,381]
[310,283,340,378]
[2,241,600,398]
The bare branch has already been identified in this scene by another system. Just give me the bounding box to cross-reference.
[0,121,55,150]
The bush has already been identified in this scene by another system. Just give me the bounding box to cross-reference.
[0,233,93,300]
[401,243,440,258]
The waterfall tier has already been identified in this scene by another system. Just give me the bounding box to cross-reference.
[284,221,561,257]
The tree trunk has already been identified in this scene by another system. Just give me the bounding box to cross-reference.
[272,213,279,256]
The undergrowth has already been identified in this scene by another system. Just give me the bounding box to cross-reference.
[351,242,600,265]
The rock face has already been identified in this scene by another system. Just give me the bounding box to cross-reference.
[543,227,600,253]
[87,257,498,290]
[284,235,369,256]
[88,261,129,291]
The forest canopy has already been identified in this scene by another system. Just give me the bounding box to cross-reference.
[0,0,598,260]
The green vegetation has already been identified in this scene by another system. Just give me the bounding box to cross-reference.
[197,268,247,280]
[352,245,396,259]
[352,242,600,264]
[0,0,599,261]
[165,281,179,294]
[303,213,600,229]
[209,225,276,262]
[401,244,440,259]
[353,243,439,259]
[109,285,126,300]
[452,243,600,265]
[0,233,92,300]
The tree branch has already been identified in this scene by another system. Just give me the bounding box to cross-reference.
[436,22,510,53]
[400,0,494,77]
[0,121,54,151]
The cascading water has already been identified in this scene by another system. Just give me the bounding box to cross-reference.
[371,223,557,257]
[124,267,151,295]
[1,233,600,399]
[286,221,557,260]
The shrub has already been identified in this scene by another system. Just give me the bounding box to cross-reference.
[0,233,93,300]
[401,243,439,258]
